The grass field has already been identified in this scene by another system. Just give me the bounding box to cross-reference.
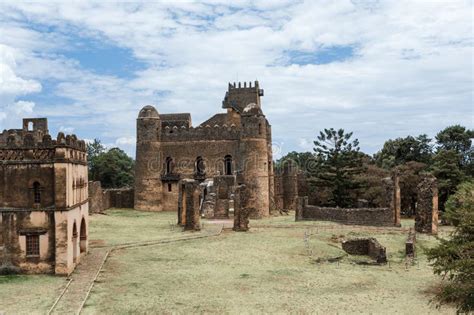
[0,209,456,314]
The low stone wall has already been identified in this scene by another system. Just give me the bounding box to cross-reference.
[342,238,387,264]
[88,181,134,213]
[298,204,396,227]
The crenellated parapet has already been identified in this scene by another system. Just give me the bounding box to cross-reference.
[0,119,87,163]
[0,130,86,151]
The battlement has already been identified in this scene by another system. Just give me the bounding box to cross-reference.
[223,80,264,112]
[0,129,87,151]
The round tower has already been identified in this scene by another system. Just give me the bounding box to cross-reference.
[134,105,163,211]
[238,104,270,218]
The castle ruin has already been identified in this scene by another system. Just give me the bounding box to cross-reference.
[134,81,274,218]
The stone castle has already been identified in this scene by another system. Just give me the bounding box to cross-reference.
[0,118,89,275]
[134,81,274,218]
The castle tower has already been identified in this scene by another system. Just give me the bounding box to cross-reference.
[232,82,271,218]
[134,105,163,211]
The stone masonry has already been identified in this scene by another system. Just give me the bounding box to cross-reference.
[134,81,273,218]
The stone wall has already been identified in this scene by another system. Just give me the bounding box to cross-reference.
[295,173,401,227]
[88,181,134,213]
[415,176,438,234]
[299,205,396,226]
[342,238,387,264]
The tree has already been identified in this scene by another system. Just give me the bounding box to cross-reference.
[397,161,427,216]
[275,151,316,174]
[375,134,433,169]
[426,181,474,313]
[310,128,364,208]
[436,125,473,164]
[87,138,106,176]
[431,150,465,211]
[89,147,135,188]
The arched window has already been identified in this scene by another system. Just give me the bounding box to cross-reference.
[196,156,205,175]
[166,157,174,174]
[27,121,33,131]
[33,182,41,204]
[224,155,232,175]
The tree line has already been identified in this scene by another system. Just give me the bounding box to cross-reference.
[276,124,473,213]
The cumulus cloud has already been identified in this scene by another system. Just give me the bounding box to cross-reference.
[0,1,471,156]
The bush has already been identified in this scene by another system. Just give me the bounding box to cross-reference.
[426,181,474,313]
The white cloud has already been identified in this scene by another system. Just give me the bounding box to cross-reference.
[0,0,471,156]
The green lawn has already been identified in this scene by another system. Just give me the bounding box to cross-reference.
[0,275,66,315]
[0,210,456,314]
[83,211,455,314]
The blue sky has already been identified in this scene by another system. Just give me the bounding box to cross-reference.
[0,1,472,158]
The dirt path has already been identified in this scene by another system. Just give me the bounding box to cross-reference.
[50,248,108,315]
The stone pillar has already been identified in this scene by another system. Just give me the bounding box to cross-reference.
[382,174,401,227]
[179,180,201,231]
[416,175,439,234]
[233,185,250,232]
[282,161,298,211]
[295,196,308,221]
[393,171,401,227]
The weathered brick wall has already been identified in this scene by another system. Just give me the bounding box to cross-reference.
[88,181,104,213]
[88,181,134,212]
[299,205,395,226]
[107,189,135,209]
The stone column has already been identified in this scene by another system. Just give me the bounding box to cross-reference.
[233,185,250,232]
[416,175,439,234]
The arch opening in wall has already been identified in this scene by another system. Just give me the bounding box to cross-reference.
[33,181,41,204]
[225,155,233,175]
[80,217,87,253]
[28,121,33,131]
[196,156,205,176]
[72,221,78,263]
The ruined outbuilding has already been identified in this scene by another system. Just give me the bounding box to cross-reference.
[0,118,89,275]
[415,175,439,234]
[135,81,274,218]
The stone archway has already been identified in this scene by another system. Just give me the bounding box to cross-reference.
[80,217,87,253]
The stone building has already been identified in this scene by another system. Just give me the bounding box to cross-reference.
[0,118,89,275]
[135,81,274,218]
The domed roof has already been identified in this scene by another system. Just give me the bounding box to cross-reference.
[138,105,159,118]
[242,103,263,116]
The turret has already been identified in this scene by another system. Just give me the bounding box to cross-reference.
[135,105,163,211]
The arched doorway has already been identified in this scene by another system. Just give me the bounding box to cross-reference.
[72,221,78,263]
[80,217,87,254]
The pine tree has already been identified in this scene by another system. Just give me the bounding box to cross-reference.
[310,128,364,207]
[426,181,474,313]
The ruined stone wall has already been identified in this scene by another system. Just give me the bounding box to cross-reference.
[88,181,134,212]
[273,163,302,211]
[416,176,438,234]
[106,188,135,209]
[342,238,387,264]
[88,181,104,213]
[299,206,396,226]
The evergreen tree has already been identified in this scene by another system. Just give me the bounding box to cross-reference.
[375,134,433,168]
[311,128,364,207]
[431,150,465,211]
[427,181,474,313]
[436,125,474,176]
